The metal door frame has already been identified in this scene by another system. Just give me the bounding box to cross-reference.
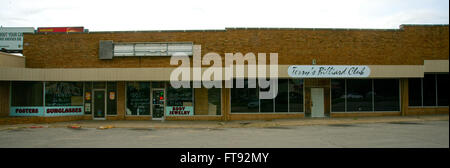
[151,88,166,120]
[92,89,107,120]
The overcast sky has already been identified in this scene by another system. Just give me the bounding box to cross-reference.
[0,0,448,31]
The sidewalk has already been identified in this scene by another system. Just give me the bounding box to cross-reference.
[0,114,448,130]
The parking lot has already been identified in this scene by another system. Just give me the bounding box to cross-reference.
[0,120,448,148]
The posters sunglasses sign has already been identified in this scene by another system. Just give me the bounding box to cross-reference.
[10,106,84,117]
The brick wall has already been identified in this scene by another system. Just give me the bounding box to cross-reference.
[16,25,449,121]
[23,25,449,69]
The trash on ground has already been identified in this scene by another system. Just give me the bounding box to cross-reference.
[29,126,44,128]
[98,125,114,130]
[67,125,82,129]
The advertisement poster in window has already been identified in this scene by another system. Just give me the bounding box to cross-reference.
[109,92,115,100]
[85,92,91,101]
[166,106,194,116]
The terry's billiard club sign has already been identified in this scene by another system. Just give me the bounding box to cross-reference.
[288,65,371,78]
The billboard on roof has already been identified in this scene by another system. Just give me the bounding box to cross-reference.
[37,27,84,33]
[0,27,35,52]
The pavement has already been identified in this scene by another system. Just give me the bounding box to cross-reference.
[0,114,448,130]
[0,117,448,148]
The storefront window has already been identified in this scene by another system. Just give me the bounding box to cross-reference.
[231,79,259,113]
[289,79,304,112]
[231,78,304,113]
[260,85,274,113]
[45,82,83,106]
[275,79,289,112]
[408,78,422,106]
[331,79,345,112]
[331,79,400,112]
[374,79,399,111]
[437,74,449,106]
[423,74,437,106]
[11,81,43,106]
[408,73,449,107]
[107,82,117,115]
[167,83,194,116]
[346,79,372,112]
[126,82,150,115]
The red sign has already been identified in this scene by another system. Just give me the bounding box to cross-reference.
[38,27,84,33]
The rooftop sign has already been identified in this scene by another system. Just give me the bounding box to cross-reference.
[0,27,35,51]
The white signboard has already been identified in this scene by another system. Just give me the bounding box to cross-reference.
[288,65,370,78]
[0,27,35,51]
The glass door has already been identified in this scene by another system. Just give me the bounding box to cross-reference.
[93,90,106,120]
[151,89,165,120]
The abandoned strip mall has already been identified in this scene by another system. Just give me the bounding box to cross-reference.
[0,24,448,122]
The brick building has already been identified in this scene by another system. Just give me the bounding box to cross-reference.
[0,24,448,122]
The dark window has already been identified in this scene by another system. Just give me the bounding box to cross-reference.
[346,79,372,112]
[93,82,106,89]
[107,82,117,115]
[260,85,274,113]
[167,83,193,106]
[45,82,83,106]
[152,82,165,88]
[288,79,304,112]
[11,82,43,106]
[126,82,150,115]
[331,79,345,112]
[374,79,400,111]
[275,79,289,112]
[423,74,437,106]
[408,78,422,106]
[437,74,449,106]
[231,79,259,113]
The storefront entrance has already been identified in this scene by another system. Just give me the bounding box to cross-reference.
[151,88,165,120]
[93,90,106,120]
[311,88,325,117]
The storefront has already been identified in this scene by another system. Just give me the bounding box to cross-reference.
[0,24,448,121]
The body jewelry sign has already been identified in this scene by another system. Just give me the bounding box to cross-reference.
[288,65,370,78]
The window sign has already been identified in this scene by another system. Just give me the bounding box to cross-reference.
[166,106,194,116]
[44,106,84,116]
[10,107,44,116]
[85,92,91,101]
[85,103,91,112]
[109,92,115,100]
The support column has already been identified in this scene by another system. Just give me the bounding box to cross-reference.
[222,86,230,121]
[117,81,126,119]
[400,79,409,116]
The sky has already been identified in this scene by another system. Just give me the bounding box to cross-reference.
[0,0,448,31]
